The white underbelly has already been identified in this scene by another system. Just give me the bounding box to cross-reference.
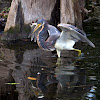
[55,39,75,50]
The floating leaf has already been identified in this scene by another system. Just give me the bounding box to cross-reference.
[28,77,37,80]
[5,83,20,85]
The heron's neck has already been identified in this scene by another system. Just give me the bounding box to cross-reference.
[39,25,48,39]
[37,25,49,48]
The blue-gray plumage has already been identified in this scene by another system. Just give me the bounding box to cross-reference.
[28,19,95,58]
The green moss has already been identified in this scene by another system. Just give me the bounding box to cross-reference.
[1,24,31,40]
[7,25,20,34]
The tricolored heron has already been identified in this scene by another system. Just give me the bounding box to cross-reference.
[28,19,95,58]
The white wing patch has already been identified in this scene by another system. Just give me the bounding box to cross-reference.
[55,38,75,50]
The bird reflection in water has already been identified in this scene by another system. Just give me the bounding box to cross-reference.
[31,71,58,100]
[29,55,96,100]
[29,56,80,100]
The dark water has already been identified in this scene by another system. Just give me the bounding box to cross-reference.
[0,22,100,100]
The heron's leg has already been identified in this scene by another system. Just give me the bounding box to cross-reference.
[56,50,61,65]
[56,58,61,65]
[56,49,61,58]
[73,49,81,56]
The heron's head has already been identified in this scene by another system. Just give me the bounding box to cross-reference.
[32,19,47,33]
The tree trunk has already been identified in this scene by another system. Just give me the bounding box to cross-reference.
[2,0,84,40]
[4,0,56,31]
[60,0,83,29]
[2,0,56,40]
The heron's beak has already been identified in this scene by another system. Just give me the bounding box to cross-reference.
[40,24,45,32]
[33,23,41,33]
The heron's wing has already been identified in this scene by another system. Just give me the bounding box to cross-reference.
[48,25,61,35]
[39,25,60,50]
[64,24,86,36]
[46,34,60,46]
[47,25,61,46]
[58,23,95,48]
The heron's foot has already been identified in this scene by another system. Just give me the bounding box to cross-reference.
[74,49,81,57]
[56,58,61,66]
[78,50,81,57]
